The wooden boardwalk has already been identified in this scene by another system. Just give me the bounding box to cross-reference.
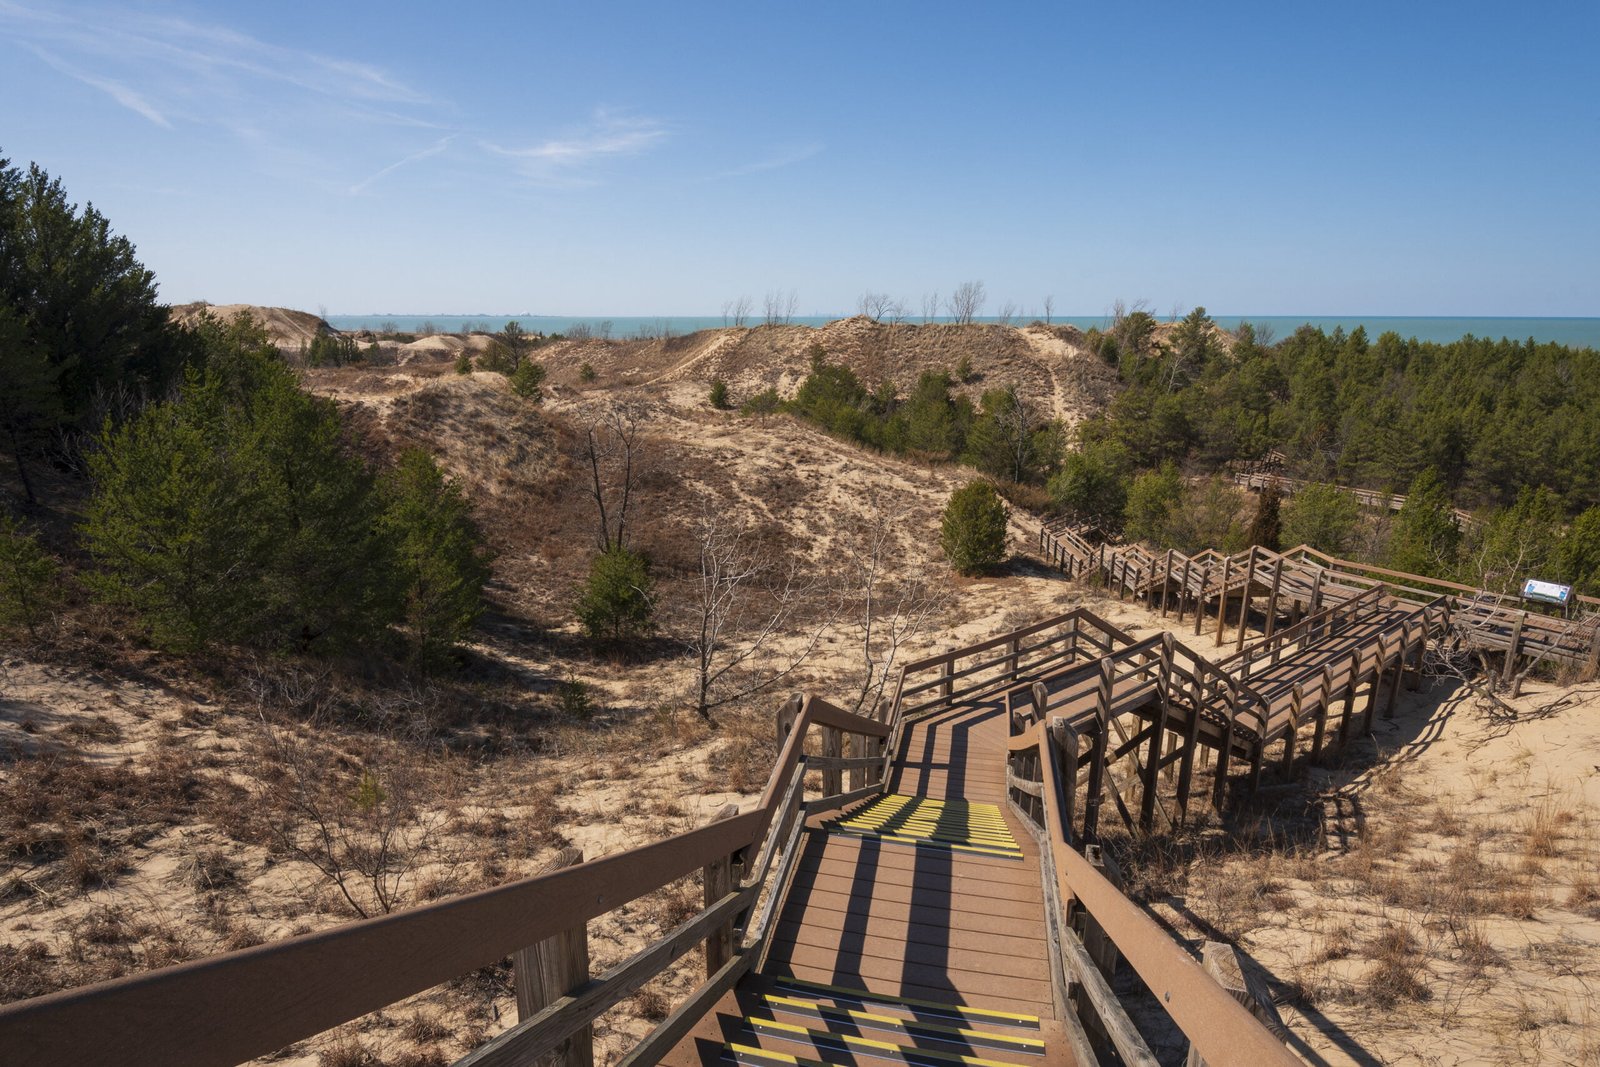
[666,699,1078,1066]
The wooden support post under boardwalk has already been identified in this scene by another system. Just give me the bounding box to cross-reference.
[1503,611,1525,690]
[1280,686,1301,778]
[1236,549,1258,652]
[1214,557,1232,646]
[513,847,593,1067]
[1141,636,1174,830]
[1175,675,1204,825]
[1584,626,1600,682]
[1311,665,1334,763]
[1193,560,1211,636]
[1185,942,1293,1067]
[1161,549,1174,615]
[1337,651,1359,751]
[1177,556,1193,623]
[1383,634,1404,719]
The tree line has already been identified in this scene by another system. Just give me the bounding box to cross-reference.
[1059,307,1600,597]
[1,152,491,664]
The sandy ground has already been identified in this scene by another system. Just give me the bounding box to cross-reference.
[7,329,1598,1065]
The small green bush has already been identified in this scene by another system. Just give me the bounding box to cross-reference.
[453,351,472,375]
[510,361,546,401]
[578,362,597,383]
[576,546,655,644]
[740,388,782,416]
[0,516,60,638]
[708,379,730,409]
[941,481,1010,575]
[557,674,594,720]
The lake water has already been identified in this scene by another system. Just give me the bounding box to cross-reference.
[324,314,1600,349]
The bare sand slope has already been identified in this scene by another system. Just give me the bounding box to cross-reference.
[169,302,329,352]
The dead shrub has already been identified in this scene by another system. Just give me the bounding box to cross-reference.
[1361,922,1430,1007]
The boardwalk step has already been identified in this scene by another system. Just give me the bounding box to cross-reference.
[732,1015,1037,1067]
[826,795,1023,859]
[770,978,1041,1029]
[757,995,1046,1054]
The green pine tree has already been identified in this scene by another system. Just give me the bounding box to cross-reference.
[380,449,492,666]
[1387,469,1461,577]
[940,481,1010,575]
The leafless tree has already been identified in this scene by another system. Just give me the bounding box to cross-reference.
[841,516,952,717]
[946,281,986,325]
[996,300,1020,327]
[254,718,445,919]
[683,506,834,719]
[722,296,752,328]
[991,383,1044,484]
[886,299,909,326]
[598,320,614,340]
[1042,295,1055,325]
[921,291,940,324]
[857,291,896,322]
[763,290,798,326]
[581,401,646,551]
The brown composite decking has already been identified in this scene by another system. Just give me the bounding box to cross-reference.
[664,700,1075,1066]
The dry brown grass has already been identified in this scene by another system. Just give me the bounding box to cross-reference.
[1361,922,1431,1007]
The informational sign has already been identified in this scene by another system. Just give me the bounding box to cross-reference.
[1522,578,1571,606]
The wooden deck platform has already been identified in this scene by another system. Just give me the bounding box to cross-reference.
[665,699,1075,1066]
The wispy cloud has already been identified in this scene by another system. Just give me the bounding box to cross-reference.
[349,136,456,195]
[485,110,670,184]
[1,3,668,193]
[0,1,431,130]
[713,142,823,179]
[29,45,171,127]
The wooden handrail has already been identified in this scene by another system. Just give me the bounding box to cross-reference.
[0,691,891,1067]
[1024,719,1302,1067]
[0,811,762,1066]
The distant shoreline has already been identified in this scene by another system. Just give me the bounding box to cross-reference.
[323,314,1600,349]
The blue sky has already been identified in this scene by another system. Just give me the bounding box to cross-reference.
[3,0,1597,316]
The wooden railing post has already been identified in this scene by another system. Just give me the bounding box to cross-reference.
[514,847,592,1067]
[702,805,742,978]
[820,725,843,796]
[776,692,801,742]
[1008,636,1021,676]
[1185,942,1292,1067]
[941,655,954,701]
[1048,716,1080,844]
[1083,659,1115,841]
[1193,561,1212,637]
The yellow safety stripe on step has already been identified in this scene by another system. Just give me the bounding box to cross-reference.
[829,828,1023,858]
[758,995,1045,1052]
[835,822,1022,848]
[842,804,1010,825]
[833,796,1020,846]
[744,1017,1032,1067]
[838,819,1011,844]
[855,797,1009,819]
[771,978,1040,1028]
